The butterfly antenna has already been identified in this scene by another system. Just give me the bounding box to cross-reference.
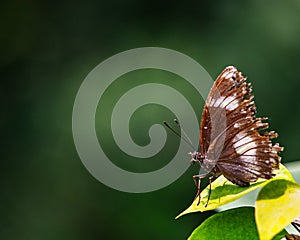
[163,121,195,150]
[173,119,195,149]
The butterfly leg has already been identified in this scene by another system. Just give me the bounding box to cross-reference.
[205,175,214,207]
[193,174,209,206]
[192,175,201,205]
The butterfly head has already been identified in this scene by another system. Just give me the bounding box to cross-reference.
[189,151,205,165]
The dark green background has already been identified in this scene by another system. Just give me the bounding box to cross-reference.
[2,1,300,239]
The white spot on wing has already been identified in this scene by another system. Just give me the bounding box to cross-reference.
[233,133,257,155]
[220,96,235,108]
[212,96,225,107]
[236,143,257,155]
[226,99,239,110]
[211,96,239,110]
[220,71,229,79]
[224,71,234,79]
[245,148,256,155]
[220,66,236,79]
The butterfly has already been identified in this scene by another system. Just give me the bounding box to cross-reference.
[190,66,283,205]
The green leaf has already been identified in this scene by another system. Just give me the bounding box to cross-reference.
[177,164,293,218]
[188,207,287,240]
[255,179,300,240]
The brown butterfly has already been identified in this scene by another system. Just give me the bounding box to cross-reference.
[190,66,283,205]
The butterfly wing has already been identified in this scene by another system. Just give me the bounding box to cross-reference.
[200,66,283,186]
[199,67,236,154]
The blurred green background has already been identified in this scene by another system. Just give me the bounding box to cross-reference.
[2,1,300,239]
